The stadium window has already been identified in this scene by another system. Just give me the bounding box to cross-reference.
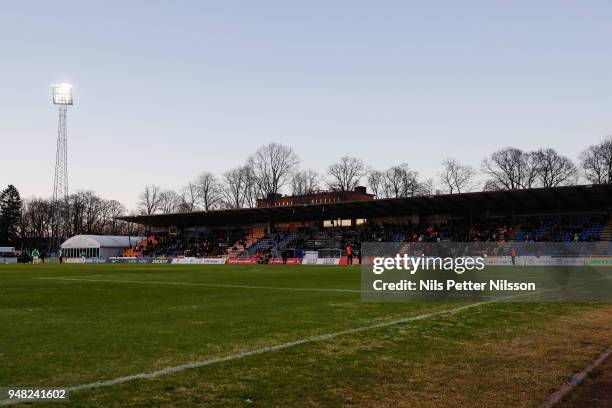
[356,218,367,225]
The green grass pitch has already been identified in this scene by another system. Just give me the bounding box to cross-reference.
[1,263,611,407]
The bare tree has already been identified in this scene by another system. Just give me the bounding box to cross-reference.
[291,169,320,195]
[367,170,385,198]
[481,148,537,190]
[194,171,221,211]
[439,158,476,194]
[158,190,182,214]
[482,179,502,191]
[138,185,161,215]
[20,198,52,240]
[420,178,436,195]
[83,192,107,233]
[368,164,424,198]
[524,152,541,188]
[106,200,126,235]
[247,143,300,196]
[179,183,199,212]
[383,164,422,197]
[531,148,577,187]
[221,167,247,209]
[327,156,368,191]
[580,136,612,184]
[241,165,260,208]
[16,192,136,247]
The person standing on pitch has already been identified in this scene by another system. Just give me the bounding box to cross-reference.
[346,244,353,266]
[511,247,517,267]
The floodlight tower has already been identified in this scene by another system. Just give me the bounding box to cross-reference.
[50,83,73,254]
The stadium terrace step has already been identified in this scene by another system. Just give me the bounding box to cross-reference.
[601,218,612,241]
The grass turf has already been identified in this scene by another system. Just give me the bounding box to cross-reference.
[1,263,611,407]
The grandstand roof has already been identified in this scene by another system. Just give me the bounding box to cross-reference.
[119,184,612,227]
[61,235,145,249]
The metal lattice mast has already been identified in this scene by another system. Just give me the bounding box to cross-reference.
[53,105,69,204]
[50,83,73,255]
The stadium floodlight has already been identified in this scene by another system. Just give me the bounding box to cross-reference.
[49,82,73,255]
[51,83,73,105]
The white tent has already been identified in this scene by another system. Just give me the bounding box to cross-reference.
[61,235,145,258]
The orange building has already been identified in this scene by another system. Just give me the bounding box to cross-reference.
[256,186,374,208]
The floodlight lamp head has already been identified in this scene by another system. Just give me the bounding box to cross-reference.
[51,83,73,105]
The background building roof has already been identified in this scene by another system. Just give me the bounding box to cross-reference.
[61,235,145,249]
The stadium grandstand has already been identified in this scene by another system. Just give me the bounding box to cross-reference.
[116,184,612,262]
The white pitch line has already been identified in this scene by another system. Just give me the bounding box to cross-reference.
[85,274,143,278]
[37,277,362,293]
[539,346,612,408]
[0,300,491,406]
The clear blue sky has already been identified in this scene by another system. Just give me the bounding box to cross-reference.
[1,1,611,210]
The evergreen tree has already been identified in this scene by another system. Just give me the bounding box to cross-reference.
[0,185,23,245]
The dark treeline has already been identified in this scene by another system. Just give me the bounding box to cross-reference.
[0,187,142,249]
